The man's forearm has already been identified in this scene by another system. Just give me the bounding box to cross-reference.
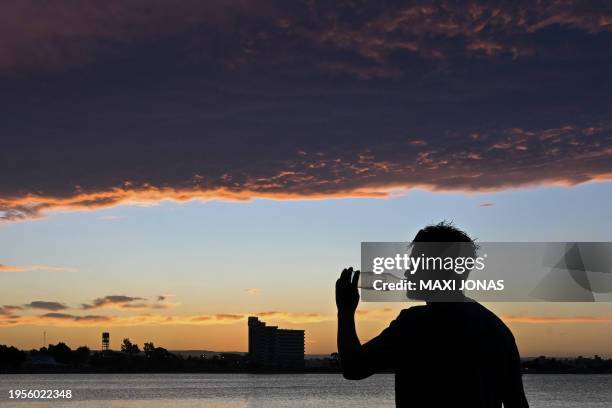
[336,268,369,379]
[338,311,360,352]
[337,311,365,378]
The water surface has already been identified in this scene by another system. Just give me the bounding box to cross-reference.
[0,373,610,407]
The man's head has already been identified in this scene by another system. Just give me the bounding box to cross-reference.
[412,221,476,249]
[405,221,478,301]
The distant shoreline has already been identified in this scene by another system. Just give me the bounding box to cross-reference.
[3,344,611,375]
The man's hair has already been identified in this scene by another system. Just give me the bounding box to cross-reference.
[412,221,478,259]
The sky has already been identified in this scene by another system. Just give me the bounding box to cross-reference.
[1,0,612,356]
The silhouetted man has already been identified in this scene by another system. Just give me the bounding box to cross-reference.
[336,222,528,407]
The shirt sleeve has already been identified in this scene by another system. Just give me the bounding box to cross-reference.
[359,311,407,373]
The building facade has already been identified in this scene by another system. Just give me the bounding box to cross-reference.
[248,316,304,368]
[102,332,110,351]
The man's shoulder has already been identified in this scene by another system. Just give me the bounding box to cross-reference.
[469,302,516,340]
[396,305,428,321]
[380,306,427,333]
[397,303,514,339]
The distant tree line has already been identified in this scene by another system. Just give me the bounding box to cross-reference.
[1,342,611,374]
[0,345,26,368]
[523,355,612,374]
[1,339,268,373]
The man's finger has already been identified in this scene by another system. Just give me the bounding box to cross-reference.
[351,270,360,288]
[341,267,355,282]
[345,267,353,283]
[340,268,351,282]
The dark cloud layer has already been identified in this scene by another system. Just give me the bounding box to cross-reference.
[1,1,612,220]
[0,305,23,316]
[82,295,145,310]
[81,294,170,310]
[25,301,69,311]
[40,313,110,322]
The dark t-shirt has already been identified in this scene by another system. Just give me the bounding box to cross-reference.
[361,302,528,408]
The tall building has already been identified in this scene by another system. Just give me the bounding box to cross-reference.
[102,332,110,351]
[248,316,304,368]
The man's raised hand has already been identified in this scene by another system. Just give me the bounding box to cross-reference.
[336,267,360,316]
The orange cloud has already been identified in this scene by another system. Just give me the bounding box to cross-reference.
[0,264,23,272]
[0,264,77,273]
[214,313,244,320]
[0,185,391,222]
[0,309,338,328]
[356,307,394,316]
[1,168,610,223]
[2,120,611,223]
[0,312,251,328]
[3,308,612,329]
[504,315,612,324]
[255,310,349,324]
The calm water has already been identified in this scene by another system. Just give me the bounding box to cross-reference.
[0,373,610,407]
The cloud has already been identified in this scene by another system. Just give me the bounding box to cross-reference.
[1,119,611,222]
[298,1,612,72]
[504,315,612,324]
[0,264,77,273]
[40,313,111,322]
[0,264,24,272]
[0,305,23,316]
[189,313,247,323]
[255,311,330,323]
[1,1,612,222]
[479,203,494,207]
[152,295,177,309]
[0,0,270,75]
[3,306,612,328]
[25,301,69,311]
[81,295,146,310]
[1,1,611,75]
[213,313,244,320]
[245,288,259,296]
[81,295,175,310]
[0,308,336,327]
[356,307,394,316]
[0,312,249,327]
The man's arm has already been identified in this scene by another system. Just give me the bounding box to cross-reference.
[336,267,373,379]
